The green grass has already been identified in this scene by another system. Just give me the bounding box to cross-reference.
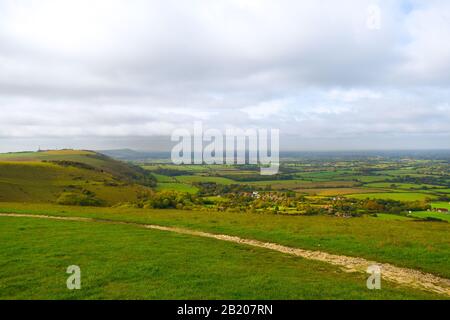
[294,187,385,196]
[1,202,449,279]
[377,169,431,177]
[408,202,450,222]
[0,216,443,300]
[409,212,450,222]
[371,214,414,221]
[346,192,437,202]
[0,151,153,205]
[365,182,445,190]
[248,180,358,186]
[142,164,210,173]
[432,202,450,210]
[175,175,236,185]
[0,161,148,205]
[155,182,198,194]
[152,173,175,183]
[203,196,229,203]
[342,175,394,183]
[0,150,152,185]
[294,171,348,181]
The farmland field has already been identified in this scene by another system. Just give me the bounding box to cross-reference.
[155,182,199,194]
[0,150,449,300]
[346,192,438,202]
[175,175,236,185]
[409,211,450,223]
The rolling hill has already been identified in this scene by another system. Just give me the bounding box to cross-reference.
[0,150,155,205]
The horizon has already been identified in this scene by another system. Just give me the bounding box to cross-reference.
[2,147,450,156]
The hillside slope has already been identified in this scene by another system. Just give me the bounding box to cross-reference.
[0,150,155,205]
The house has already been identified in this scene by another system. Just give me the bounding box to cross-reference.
[252,191,260,199]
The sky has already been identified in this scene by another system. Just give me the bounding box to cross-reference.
[0,0,449,152]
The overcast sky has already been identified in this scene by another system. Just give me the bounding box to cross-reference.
[0,0,449,152]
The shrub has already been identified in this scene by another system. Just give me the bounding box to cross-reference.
[56,191,105,207]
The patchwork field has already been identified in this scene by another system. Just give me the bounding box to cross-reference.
[247,180,361,189]
[294,187,385,196]
[346,192,438,202]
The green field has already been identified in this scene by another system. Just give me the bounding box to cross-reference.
[365,182,445,190]
[407,202,450,222]
[142,164,210,173]
[175,175,236,185]
[341,175,395,183]
[346,192,437,202]
[432,202,450,210]
[1,216,441,300]
[247,180,360,189]
[1,202,449,279]
[155,182,199,194]
[409,212,450,222]
[152,173,175,183]
[294,187,385,196]
[372,213,414,221]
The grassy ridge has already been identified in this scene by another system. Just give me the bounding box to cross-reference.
[0,150,154,205]
[0,150,154,185]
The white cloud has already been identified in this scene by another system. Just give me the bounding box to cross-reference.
[328,89,382,102]
[399,0,450,84]
[0,0,449,150]
[240,100,287,120]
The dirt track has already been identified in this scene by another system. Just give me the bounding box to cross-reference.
[1,212,449,297]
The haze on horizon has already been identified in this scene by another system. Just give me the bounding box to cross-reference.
[0,0,449,153]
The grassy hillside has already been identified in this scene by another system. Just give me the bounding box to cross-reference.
[0,150,155,186]
[0,216,442,299]
[0,150,155,205]
[1,202,449,279]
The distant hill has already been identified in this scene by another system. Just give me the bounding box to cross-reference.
[98,149,171,161]
[0,150,156,205]
[99,149,450,162]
